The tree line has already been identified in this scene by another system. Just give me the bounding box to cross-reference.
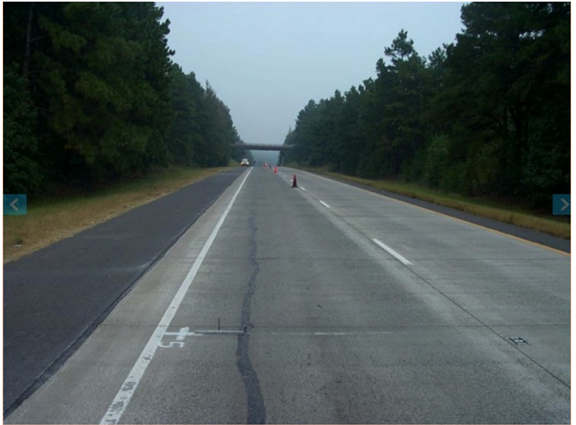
[4,2,245,196]
[283,3,570,207]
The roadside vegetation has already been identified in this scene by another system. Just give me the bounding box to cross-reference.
[4,3,250,198]
[282,3,569,221]
[4,3,253,262]
[4,165,235,263]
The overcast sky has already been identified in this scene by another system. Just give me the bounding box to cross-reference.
[158,2,465,151]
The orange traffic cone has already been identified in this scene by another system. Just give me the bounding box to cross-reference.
[274,166,278,174]
[292,174,298,188]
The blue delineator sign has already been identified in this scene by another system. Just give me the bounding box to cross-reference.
[552,194,570,215]
[4,194,27,215]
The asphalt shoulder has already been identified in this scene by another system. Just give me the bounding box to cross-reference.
[3,168,245,416]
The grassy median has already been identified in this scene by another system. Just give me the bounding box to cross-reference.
[4,165,235,263]
[295,166,570,240]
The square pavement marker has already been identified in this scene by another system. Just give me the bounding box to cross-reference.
[552,194,570,215]
[4,194,27,215]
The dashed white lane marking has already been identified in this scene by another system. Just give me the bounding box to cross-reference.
[295,169,569,258]
[372,238,412,266]
[100,168,253,425]
[319,201,331,209]
[300,187,306,191]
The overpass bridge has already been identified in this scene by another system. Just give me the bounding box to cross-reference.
[233,144,293,151]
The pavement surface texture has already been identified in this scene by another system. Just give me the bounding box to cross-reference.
[5,166,570,424]
[3,168,244,415]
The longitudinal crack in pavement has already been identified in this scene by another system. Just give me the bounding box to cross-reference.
[236,215,267,424]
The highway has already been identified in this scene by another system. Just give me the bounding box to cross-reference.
[5,166,570,424]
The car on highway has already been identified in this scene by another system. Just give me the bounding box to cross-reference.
[240,158,250,166]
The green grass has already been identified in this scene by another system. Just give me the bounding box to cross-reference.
[294,166,570,240]
[4,165,233,263]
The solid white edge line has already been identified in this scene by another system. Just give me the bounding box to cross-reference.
[372,238,412,266]
[100,168,253,425]
[319,200,331,209]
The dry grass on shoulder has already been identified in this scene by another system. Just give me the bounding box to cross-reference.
[4,166,232,263]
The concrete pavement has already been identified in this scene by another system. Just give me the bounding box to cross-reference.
[5,165,570,423]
